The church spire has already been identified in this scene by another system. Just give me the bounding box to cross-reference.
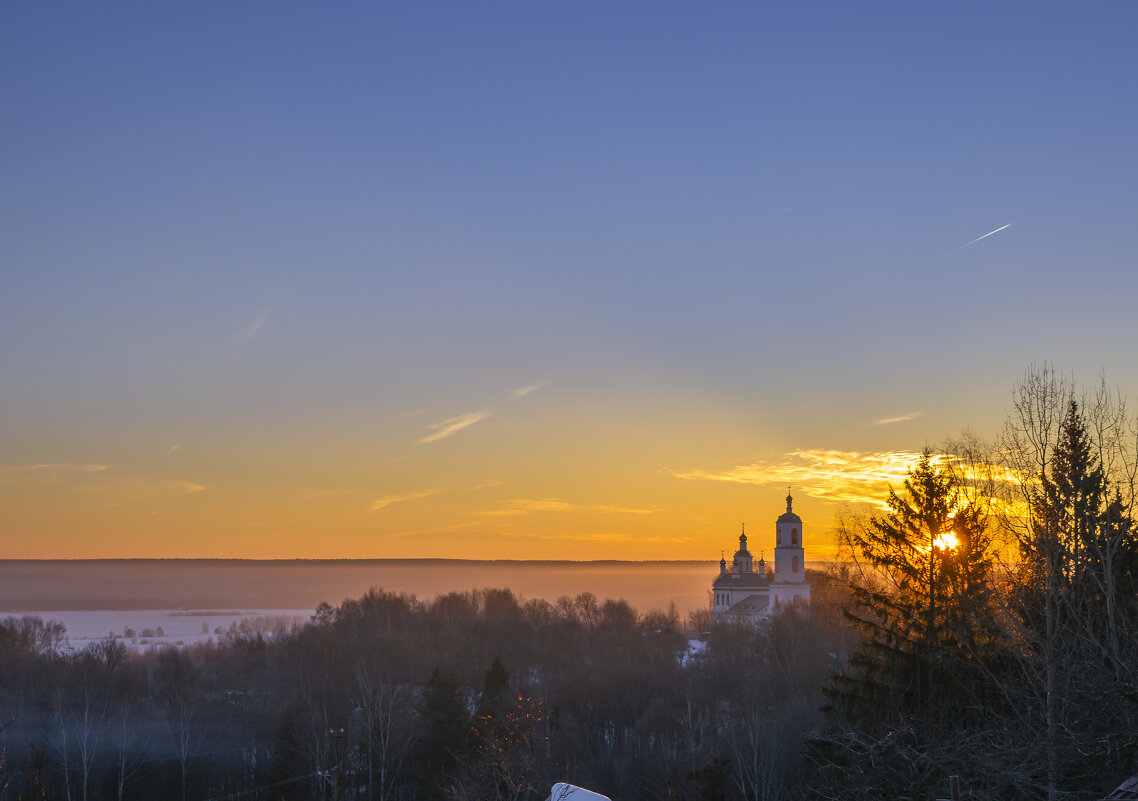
[786,487,794,514]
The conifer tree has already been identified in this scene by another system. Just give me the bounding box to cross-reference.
[414,668,471,801]
[1009,398,1138,799]
[824,451,999,734]
[479,657,510,717]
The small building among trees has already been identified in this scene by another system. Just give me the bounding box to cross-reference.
[711,492,811,623]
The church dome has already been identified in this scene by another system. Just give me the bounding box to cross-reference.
[777,492,801,523]
[733,529,752,559]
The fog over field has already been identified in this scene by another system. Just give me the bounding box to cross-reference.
[0,559,722,615]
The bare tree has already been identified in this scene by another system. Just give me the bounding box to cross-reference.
[51,682,106,801]
[355,666,413,801]
[112,700,150,801]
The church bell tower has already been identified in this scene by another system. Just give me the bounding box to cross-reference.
[772,491,810,606]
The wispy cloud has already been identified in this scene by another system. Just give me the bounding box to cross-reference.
[239,309,271,341]
[169,444,181,455]
[497,531,694,544]
[668,449,937,508]
[0,463,208,497]
[98,477,206,496]
[225,308,273,361]
[371,488,443,511]
[872,411,924,426]
[419,411,492,444]
[475,498,657,516]
[511,380,548,398]
[0,463,109,483]
[9,463,108,474]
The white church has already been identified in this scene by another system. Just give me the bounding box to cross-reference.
[711,492,811,623]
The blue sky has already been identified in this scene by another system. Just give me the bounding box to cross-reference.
[3,3,1137,558]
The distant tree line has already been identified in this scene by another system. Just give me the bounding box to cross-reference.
[0,577,849,801]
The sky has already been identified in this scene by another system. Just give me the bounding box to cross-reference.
[3,3,1138,560]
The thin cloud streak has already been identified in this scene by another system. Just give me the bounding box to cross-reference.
[419,410,492,443]
[961,223,1012,249]
[371,488,443,511]
[95,477,206,496]
[872,412,924,426]
[942,221,1015,259]
[511,380,548,398]
[931,223,1014,265]
[1,464,216,499]
[239,309,272,341]
[225,308,273,362]
[475,498,657,516]
[497,531,694,544]
[0,463,109,484]
[2,463,109,474]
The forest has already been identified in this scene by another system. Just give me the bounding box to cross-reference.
[2,367,1137,801]
[0,579,847,801]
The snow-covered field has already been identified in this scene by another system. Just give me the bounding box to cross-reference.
[16,609,312,653]
[1,560,728,654]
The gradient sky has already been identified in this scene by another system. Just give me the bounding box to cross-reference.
[3,3,1137,559]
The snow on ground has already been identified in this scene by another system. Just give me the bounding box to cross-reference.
[12,609,313,653]
[680,637,709,667]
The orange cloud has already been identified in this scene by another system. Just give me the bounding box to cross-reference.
[668,449,937,508]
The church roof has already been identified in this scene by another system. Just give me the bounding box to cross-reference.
[713,571,768,588]
[722,594,770,616]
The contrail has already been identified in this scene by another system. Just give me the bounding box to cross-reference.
[961,223,1012,249]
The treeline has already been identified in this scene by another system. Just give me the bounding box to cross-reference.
[0,579,851,801]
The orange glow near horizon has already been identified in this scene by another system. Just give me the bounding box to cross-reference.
[0,442,951,560]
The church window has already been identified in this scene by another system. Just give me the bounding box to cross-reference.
[792,556,799,573]
[791,528,798,545]
[777,529,782,545]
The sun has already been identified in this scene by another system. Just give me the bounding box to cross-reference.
[932,531,960,551]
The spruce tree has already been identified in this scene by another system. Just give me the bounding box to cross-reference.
[414,667,471,801]
[813,452,1004,800]
[824,451,998,733]
[1014,400,1138,798]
